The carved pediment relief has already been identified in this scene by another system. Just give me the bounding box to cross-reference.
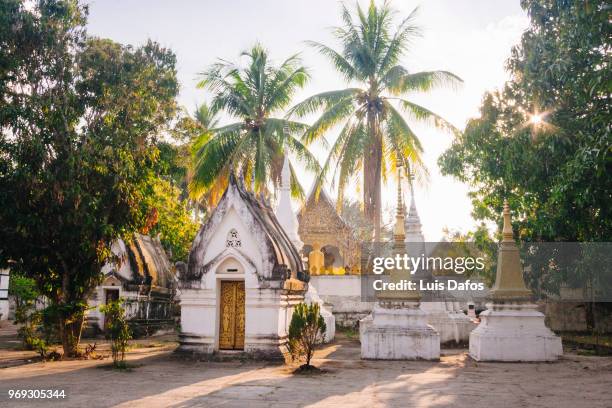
[103,275,122,287]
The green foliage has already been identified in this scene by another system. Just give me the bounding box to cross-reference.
[165,102,221,217]
[143,177,199,262]
[0,1,178,356]
[9,275,42,350]
[439,0,610,242]
[100,299,132,366]
[291,1,461,240]
[440,225,497,285]
[438,1,611,307]
[191,44,320,204]
[8,275,39,311]
[287,303,326,367]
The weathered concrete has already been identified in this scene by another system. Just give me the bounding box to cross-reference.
[360,302,440,360]
[309,275,372,328]
[470,302,563,361]
[421,301,476,345]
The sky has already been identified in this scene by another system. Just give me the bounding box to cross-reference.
[86,0,530,241]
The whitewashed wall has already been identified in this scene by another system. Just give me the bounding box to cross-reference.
[309,275,373,328]
[0,269,9,320]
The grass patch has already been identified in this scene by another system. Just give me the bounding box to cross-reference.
[562,333,612,356]
[562,334,612,348]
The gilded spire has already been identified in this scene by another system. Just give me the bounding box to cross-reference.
[502,200,513,242]
[393,164,405,242]
[490,199,532,300]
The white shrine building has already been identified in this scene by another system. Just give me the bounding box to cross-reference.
[87,233,177,336]
[178,172,308,359]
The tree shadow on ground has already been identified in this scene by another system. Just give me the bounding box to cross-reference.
[1,336,610,408]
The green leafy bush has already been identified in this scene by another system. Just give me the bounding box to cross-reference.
[100,299,132,367]
[287,303,326,367]
[9,275,41,350]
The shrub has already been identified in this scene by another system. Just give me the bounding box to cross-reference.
[287,302,326,367]
[9,275,41,350]
[100,299,132,367]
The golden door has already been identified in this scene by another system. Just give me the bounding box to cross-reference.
[218,281,245,350]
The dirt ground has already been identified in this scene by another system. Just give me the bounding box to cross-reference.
[0,322,611,408]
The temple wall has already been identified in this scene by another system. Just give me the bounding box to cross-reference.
[0,269,9,320]
[545,301,612,333]
[179,286,304,358]
[179,241,305,358]
[309,275,373,328]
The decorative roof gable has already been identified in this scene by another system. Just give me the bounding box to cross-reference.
[184,174,307,284]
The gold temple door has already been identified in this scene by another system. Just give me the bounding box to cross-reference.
[219,281,245,350]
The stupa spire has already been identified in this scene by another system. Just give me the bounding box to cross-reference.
[502,200,514,242]
[405,174,424,244]
[490,200,531,299]
[393,165,406,244]
[275,155,303,251]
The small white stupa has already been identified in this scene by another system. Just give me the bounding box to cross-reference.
[275,156,335,343]
[405,194,426,246]
[469,201,562,361]
[406,190,475,345]
[360,164,439,360]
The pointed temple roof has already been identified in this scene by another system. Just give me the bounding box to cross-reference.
[103,233,175,291]
[184,173,306,283]
[275,156,303,251]
[299,182,351,231]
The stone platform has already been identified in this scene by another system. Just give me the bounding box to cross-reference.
[469,302,563,361]
[360,302,440,360]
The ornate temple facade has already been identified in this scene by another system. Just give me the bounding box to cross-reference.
[297,187,360,275]
[178,173,308,358]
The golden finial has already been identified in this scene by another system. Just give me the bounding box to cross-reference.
[396,165,404,217]
[502,200,513,242]
[393,162,405,241]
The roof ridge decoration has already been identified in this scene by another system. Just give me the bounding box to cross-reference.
[185,173,307,284]
[301,180,351,229]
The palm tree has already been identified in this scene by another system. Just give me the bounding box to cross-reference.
[177,102,221,214]
[193,102,220,132]
[190,44,320,204]
[289,1,461,240]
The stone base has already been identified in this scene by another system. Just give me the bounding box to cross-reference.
[177,333,288,360]
[421,302,475,345]
[360,302,440,360]
[469,302,562,361]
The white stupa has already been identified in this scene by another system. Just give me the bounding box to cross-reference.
[275,156,335,342]
[360,165,440,360]
[405,194,425,245]
[275,156,303,250]
[406,190,475,345]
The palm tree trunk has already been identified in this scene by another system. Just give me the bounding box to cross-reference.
[364,114,382,242]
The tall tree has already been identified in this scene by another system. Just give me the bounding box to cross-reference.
[439,0,610,242]
[290,1,461,240]
[171,102,220,212]
[191,44,320,203]
[0,1,178,356]
[438,0,611,315]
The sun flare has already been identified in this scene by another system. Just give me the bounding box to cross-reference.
[530,114,543,125]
